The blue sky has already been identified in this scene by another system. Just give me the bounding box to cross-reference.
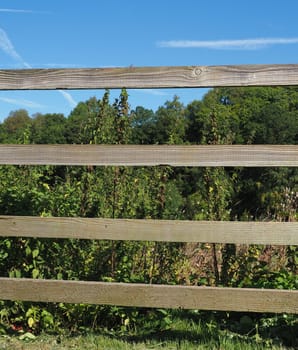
[0,0,298,121]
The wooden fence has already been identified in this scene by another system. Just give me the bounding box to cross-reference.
[0,64,297,314]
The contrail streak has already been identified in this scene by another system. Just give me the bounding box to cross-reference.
[0,97,46,109]
[0,28,31,67]
[58,90,77,108]
[0,27,77,108]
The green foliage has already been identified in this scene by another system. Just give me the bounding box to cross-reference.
[130,106,156,144]
[154,96,186,144]
[1,311,296,350]
[0,109,31,143]
[0,87,297,346]
[131,96,186,145]
[31,113,66,144]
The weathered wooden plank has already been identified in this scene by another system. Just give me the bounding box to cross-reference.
[0,216,297,245]
[0,278,297,313]
[0,144,297,167]
[0,65,298,90]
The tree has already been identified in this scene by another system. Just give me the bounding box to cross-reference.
[185,89,240,145]
[65,101,90,144]
[130,106,156,144]
[31,113,66,144]
[216,86,298,144]
[0,85,297,335]
[0,109,31,143]
[154,96,186,144]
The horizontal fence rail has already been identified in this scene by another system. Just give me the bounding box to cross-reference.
[0,64,297,315]
[0,64,298,90]
[0,144,297,167]
[0,216,297,245]
[0,278,297,314]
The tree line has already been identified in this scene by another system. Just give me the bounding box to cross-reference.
[0,86,297,335]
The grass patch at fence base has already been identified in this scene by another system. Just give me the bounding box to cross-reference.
[0,311,296,350]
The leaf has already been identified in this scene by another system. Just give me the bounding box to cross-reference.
[25,246,31,256]
[32,269,39,279]
[11,269,22,278]
[19,332,36,340]
[32,249,39,258]
[27,317,35,328]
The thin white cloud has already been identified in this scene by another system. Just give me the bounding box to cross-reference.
[58,90,77,108]
[157,37,298,50]
[0,8,50,14]
[33,63,82,68]
[0,27,77,109]
[0,97,46,109]
[0,9,34,13]
[133,89,169,96]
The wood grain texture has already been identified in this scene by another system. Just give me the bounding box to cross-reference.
[0,216,297,245]
[0,65,298,90]
[0,144,297,167]
[0,278,297,313]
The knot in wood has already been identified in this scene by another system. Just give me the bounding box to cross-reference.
[191,67,203,78]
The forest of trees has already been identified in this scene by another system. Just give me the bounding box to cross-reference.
[0,86,297,340]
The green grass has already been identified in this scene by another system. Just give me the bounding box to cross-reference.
[0,313,296,350]
[0,332,290,350]
[0,334,289,350]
